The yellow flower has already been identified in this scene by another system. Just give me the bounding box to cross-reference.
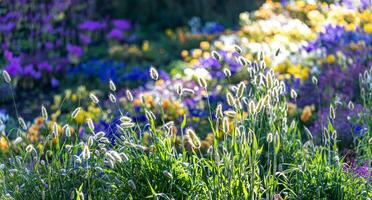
[75,109,86,124]
[142,40,150,52]
[192,49,203,59]
[0,136,9,152]
[287,103,297,117]
[345,23,356,31]
[326,54,336,64]
[200,41,210,50]
[214,41,224,49]
[65,89,72,99]
[363,23,372,33]
[181,50,189,58]
[37,143,44,153]
[52,95,62,109]
[165,29,173,38]
[71,94,78,102]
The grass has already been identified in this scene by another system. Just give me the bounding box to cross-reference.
[0,51,371,200]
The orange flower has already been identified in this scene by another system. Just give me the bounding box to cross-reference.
[27,124,40,143]
[300,106,313,123]
[162,99,171,109]
[0,137,9,152]
[35,117,45,125]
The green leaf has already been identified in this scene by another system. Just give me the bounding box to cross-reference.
[181,114,187,129]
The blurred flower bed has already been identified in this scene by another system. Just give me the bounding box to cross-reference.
[0,0,371,190]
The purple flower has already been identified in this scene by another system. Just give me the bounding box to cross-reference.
[79,34,92,45]
[112,19,131,31]
[66,44,83,58]
[107,29,123,40]
[78,20,105,31]
[51,78,59,87]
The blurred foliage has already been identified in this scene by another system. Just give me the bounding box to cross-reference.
[109,0,264,29]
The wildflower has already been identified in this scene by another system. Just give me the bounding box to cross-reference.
[41,105,48,121]
[81,144,90,160]
[126,90,134,102]
[89,93,99,104]
[0,137,9,152]
[150,67,159,80]
[18,117,27,130]
[287,103,297,117]
[71,107,81,119]
[300,106,313,123]
[109,79,116,91]
[2,70,11,83]
[326,54,335,64]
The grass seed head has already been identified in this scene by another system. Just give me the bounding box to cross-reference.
[222,117,229,133]
[226,92,235,106]
[126,90,134,102]
[71,107,81,119]
[236,82,246,98]
[109,79,116,91]
[223,68,231,77]
[2,70,11,83]
[41,105,48,121]
[197,76,208,89]
[211,50,221,61]
[86,118,95,132]
[89,93,99,104]
[150,66,159,80]
[18,117,27,130]
[234,45,243,54]
[109,93,117,103]
[329,105,336,120]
